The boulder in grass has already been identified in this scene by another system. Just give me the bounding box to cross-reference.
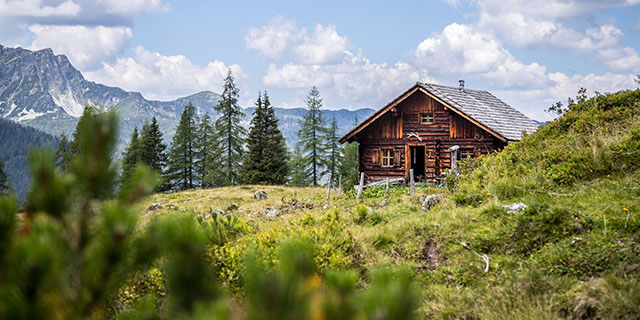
[253,190,268,200]
[379,200,389,207]
[502,203,527,213]
[260,207,281,218]
[146,203,162,212]
[420,195,440,211]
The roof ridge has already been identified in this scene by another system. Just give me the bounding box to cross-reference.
[418,81,486,93]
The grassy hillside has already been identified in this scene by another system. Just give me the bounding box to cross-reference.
[129,89,640,319]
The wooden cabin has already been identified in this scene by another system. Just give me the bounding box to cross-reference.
[339,81,539,183]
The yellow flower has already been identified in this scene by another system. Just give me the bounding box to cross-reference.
[623,208,629,211]
[486,192,492,196]
[468,205,472,208]
[469,263,473,266]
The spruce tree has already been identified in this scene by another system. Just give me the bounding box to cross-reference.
[55,133,72,172]
[241,91,289,185]
[214,69,246,186]
[323,117,342,187]
[338,141,359,191]
[195,113,221,188]
[288,147,310,187]
[140,116,168,174]
[120,127,142,185]
[0,159,9,195]
[297,86,328,187]
[165,102,198,190]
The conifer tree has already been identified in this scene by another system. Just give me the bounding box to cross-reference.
[297,86,328,187]
[120,127,142,185]
[214,69,246,186]
[323,117,342,187]
[165,102,198,190]
[338,141,359,191]
[0,159,9,195]
[140,116,168,174]
[55,133,72,172]
[288,147,310,187]
[241,91,289,185]
[195,113,220,188]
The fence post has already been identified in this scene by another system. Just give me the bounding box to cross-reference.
[410,169,415,195]
[386,177,390,196]
[357,173,365,199]
[326,174,332,200]
[337,175,342,195]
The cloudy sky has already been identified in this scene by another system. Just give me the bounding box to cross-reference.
[2,0,640,120]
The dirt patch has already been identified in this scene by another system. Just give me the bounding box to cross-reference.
[419,235,442,271]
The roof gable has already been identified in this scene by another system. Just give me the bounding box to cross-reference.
[339,82,538,143]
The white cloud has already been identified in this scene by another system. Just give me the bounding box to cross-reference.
[85,46,243,101]
[293,24,347,64]
[27,24,133,70]
[246,17,348,64]
[598,47,640,73]
[414,23,549,88]
[245,15,300,58]
[264,50,429,108]
[0,0,81,18]
[475,0,626,51]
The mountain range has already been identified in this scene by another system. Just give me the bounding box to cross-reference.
[0,44,374,152]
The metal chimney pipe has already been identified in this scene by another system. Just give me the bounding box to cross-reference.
[459,79,465,92]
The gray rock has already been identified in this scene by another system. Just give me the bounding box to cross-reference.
[212,209,225,216]
[146,203,162,212]
[502,203,527,213]
[167,205,177,210]
[379,200,389,207]
[421,195,440,211]
[253,189,268,200]
[184,198,191,202]
[260,207,281,218]
[155,198,168,203]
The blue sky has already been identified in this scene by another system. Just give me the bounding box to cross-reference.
[2,0,640,120]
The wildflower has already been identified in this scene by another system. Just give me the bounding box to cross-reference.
[469,263,473,266]
[486,192,491,196]
[468,205,472,208]
[623,208,629,211]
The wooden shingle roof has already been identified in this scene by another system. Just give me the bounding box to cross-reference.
[339,82,539,143]
[417,82,539,141]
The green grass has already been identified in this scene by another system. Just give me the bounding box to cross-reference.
[129,89,640,319]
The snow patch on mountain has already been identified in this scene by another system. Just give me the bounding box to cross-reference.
[50,89,85,117]
[14,109,44,121]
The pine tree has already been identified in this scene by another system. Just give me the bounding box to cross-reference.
[195,113,221,188]
[297,86,328,187]
[323,117,342,187]
[288,147,310,187]
[165,102,198,190]
[55,133,72,172]
[120,127,142,185]
[241,91,289,185]
[338,141,359,191]
[0,158,10,195]
[214,69,246,186]
[140,116,168,174]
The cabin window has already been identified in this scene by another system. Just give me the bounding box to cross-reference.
[381,149,394,167]
[459,148,474,161]
[420,112,434,124]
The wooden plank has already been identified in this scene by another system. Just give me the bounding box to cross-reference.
[339,86,421,143]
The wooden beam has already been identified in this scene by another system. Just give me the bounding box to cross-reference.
[417,87,507,142]
[339,85,420,143]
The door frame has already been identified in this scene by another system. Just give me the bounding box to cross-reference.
[405,143,426,180]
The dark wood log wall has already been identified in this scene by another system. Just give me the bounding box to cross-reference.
[356,90,506,181]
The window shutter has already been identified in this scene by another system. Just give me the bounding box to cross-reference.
[394,150,401,167]
[372,149,380,165]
